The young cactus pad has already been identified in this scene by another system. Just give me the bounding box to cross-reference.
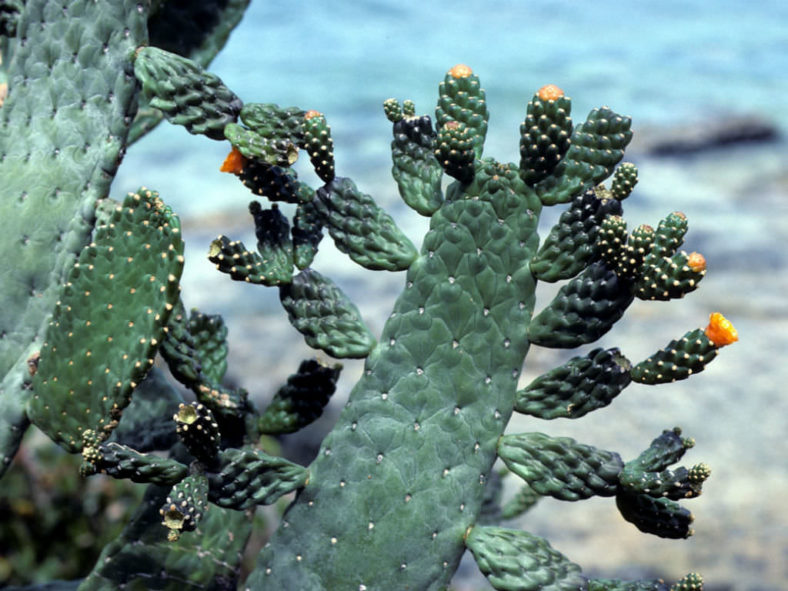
[241,66,735,590]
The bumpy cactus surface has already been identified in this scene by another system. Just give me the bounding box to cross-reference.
[0,2,738,590]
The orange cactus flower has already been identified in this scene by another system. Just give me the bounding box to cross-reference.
[220,146,246,174]
[705,312,738,347]
[449,64,473,78]
[304,109,323,120]
[687,252,706,273]
[537,84,564,101]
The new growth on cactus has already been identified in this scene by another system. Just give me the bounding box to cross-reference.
[0,2,737,589]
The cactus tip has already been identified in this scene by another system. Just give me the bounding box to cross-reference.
[449,64,473,78]
[687,252,706,273]
[304,109,323,120]
[220,146,246,174]
[537,84,564,101]
[705,312,738,347]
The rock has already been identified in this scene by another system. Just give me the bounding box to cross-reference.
[632,115,779,156]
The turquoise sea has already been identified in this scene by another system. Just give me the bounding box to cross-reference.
[114,2,786,589]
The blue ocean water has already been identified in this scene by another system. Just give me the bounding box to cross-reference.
[112,3,787,588]
[116,0,788,218]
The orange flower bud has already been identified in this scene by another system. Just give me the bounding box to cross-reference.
[687,252,706,273]
[449,64,473,78]
[304,109,323,120]
[537,84,564,101]
[220,146,246,174]
[705,312,738,347]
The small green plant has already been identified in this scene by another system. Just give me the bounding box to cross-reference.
[0,2,737,590]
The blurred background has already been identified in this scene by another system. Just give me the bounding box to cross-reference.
[4,1,786,588]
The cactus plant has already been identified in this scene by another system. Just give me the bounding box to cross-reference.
[0,2,738,590]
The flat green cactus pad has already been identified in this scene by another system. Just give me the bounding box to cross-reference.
[206,447,309,510]
[386,106,443,216]
[498,432,624,500]
[534,106,632,205]
[259,358,342,435]
[28,189,184,452]
[466,526,585,591]
[279,268,376,359]
[515,347,632,419]
[314,177,418,272]
[0,0,148,474]
[134,46,242,140]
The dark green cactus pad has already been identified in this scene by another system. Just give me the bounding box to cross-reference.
[250,201,294,283]
[160,300,202,386]
[0,1,22,37]
[466,526,585,591]
[237,160,313,204]
[147,0,252,69]
[515,348,632,419]
[314,177,418,271]
[536,107,632,206]
[125,0,251,144]
[610,162,639,200]
[635,251,706,301]
[587,576,676,591]
[303,111,336,183]
[616,491,694,539]
[279,268,376,358]
[82,440,188,485]
[626,428,694,473]
[598,216,662,282]
[160,472,210,541]
[597,215,631,276]
[520,89,573,185]
[206,447,308,509]
[670,573,704,591]
[174,402,221,465]
[646,212,688,259]
[0,0,148,474]
[187,310,229,384]
[224,121,299,166]
[499,432,624,500]
[258,358,342,435]
[528,261,634,348]
[80,483,251,590]
[28,189,184,452]
[133,46,241,140]
[434,120,476,183]
[386,103,443,216]
[620,431,710,501]
[631,328,719,384]
[109,367,182,452]
[239,102,306,146]
[500,483,541,520]
[194,381,249,424]
[530,189,623,282]
[209,235,281,285]
[292,199,324,269]
[619,462,710,501]
[435,64,488,158]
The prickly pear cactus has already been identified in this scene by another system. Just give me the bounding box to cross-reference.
[213,66,735,590]
[0,0,149,476]
[1,1,737,585]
